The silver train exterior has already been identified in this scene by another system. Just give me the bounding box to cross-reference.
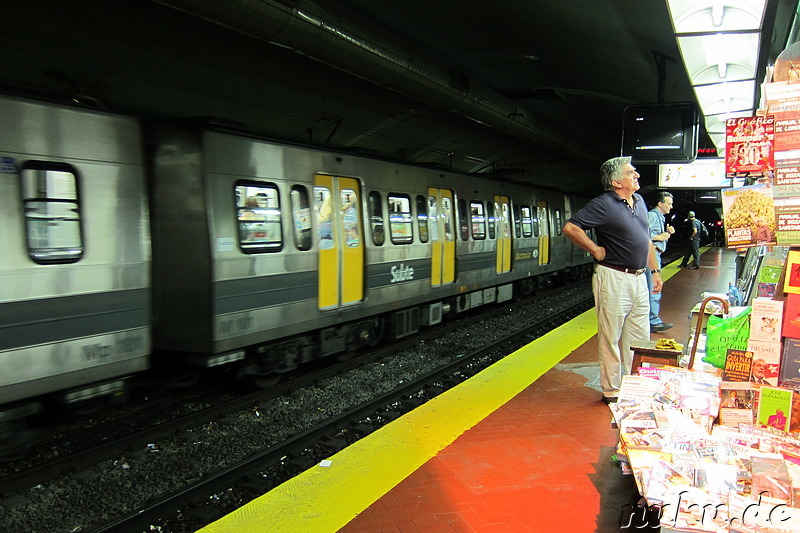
[0,96,150,415]
[0,95,593,418]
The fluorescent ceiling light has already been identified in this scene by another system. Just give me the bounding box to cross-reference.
[667,0,766,33]
[667,0,768,153]
[693,79,756,115]
[703,110,753,135]
[676,32,759,84]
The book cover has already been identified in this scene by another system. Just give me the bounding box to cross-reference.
[782,293,800,337]
[721,348,753,382]
[747,338,782,386]
[780,338,800,390]
[750,298,784,343]
[756,386,793,432]
[719,381,754,427]
[784,249,800,295]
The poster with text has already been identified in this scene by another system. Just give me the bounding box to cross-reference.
[726,115,774,178]
[720,184,777,248]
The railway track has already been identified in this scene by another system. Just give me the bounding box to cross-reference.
[0,282,594,533]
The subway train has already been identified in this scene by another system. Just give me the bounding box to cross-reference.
[0,94,595,433]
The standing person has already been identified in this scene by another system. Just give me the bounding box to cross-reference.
[678,211,702,269]
[647,192,675,333]
[563,156,662,403]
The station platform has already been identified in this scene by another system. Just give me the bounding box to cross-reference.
[200,247,737,533]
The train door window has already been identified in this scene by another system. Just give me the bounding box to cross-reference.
[416,195,429,243]
[512,204,521,238]
[388,194,413,244]
[313,186,334,249]
[21,162,83,264]
[470,201,486,240]
[458,198,469,241]
[554,208,563,236]
[500,202,510,238]
[340,188,360,247]
[520,205,533,238]
[427,194,439,242]
[538,204,549,236]
[487,201,496,239]
[441,196,454,241]
[290,185,311,251]
[368,191,385,246]
[236,183,283,253]
[532,208,541,238]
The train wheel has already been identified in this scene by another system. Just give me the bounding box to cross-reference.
[250,372,281,389]
[0,420,30,461]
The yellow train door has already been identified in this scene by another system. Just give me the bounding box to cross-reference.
[314,174,364,309]
[537,201,550,265]
[428,188,456,287]
[494,195,511,274]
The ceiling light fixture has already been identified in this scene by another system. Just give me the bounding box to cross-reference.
[667,0,768,152]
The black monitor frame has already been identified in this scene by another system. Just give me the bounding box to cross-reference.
[621,102,700,164]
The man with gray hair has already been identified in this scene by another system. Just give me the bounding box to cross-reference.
[563,157,662,403]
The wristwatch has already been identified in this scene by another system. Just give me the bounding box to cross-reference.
[651,269,661,274]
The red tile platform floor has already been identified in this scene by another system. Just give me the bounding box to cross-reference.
[341,247,736,533]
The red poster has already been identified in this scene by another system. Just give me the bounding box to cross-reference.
[725,116,775,178]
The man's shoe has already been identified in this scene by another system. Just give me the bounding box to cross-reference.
[651,322,674,333]
[678,264,687,268]
[689,265,700,270]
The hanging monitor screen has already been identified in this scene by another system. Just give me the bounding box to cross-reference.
[621,103,700,164]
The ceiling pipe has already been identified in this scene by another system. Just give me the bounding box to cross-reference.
[154,0,599,162]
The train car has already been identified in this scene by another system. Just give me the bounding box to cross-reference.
[0,94,593,447]
[0,96,152,421]
[147,121,593,381]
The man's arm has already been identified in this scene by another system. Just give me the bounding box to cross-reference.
[648,244,662,293]
[563,221,605,262]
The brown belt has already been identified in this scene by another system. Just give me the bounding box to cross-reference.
[598,261,646,275]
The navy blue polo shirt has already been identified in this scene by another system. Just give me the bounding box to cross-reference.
[567,190,651,270]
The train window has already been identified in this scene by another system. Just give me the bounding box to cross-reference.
[554,208,563,236]
[313,186,334,249]
[340,188,360,247]
[427,195,438,242]
[236,183,283,253]
[487,201,496,239]
[538,204,549,237]
[21,162,83,264]
[512,204,521,238]
[470,201,486,240]
[416,195,429,243]
[388,194,413,244]
[368,191,385,246]
[520,205,533,238]
[458,198,469,241]
[441,196,454,241]
[290,185,312,250]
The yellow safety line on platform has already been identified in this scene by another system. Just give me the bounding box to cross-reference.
[200,263,683,533]
[200,311,598,533]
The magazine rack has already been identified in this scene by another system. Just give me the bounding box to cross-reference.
[687,295,730,370]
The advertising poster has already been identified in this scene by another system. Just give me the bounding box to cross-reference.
[720,183,777,248]
[725,115,774,178]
